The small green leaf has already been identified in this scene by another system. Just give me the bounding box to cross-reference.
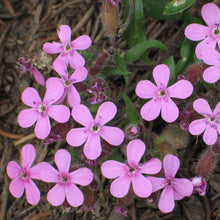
[102,66,131,77]
[163,0,196,15]
[123,0,146,47]
[124,40,167,63]
[164,56,176,85]
[123,93,140,124]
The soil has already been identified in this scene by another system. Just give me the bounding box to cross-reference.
[1,0,220,220]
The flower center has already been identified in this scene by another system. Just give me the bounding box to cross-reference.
[65,43,72,52]
[91,123,100,133]
[127,164,140,177]
[20,170,29,181]
[158,90,166,97]
[212,25,220,37]
[38,103,47,115]
[58,173,70,185]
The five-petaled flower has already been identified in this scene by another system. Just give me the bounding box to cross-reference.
[66,101,124,160]
[18,78,70,139]
[147,154,193,213]
[189,98,220,145]
[43,25,91,69]
[135,64,193,123]
[6,144,43,205]
[39,149,93,207]
[185,3,220,59]
[52,60,88,107]
[201,48,220,83]
[101,139,162,198]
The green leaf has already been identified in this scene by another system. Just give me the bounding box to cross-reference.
[124,40,167,63]
[123,93,140,124]
[123,0,146,47]
[164,0,196,15]
[143,0,181,19]
[164,56,176,85]
[102,66,131,77]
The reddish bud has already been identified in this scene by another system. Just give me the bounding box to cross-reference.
[102,0,118,37]
[196,148,216,178]
[184,62,208,83]
[125,125,139,139]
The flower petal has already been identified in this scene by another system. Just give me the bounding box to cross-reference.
[69,51,85,69]
[71,104,94,126]
[21,144,36,169]
[45,78,64,104]
[135,80,157,99]
[172,178,193,197]
[34,116,51,139]
[9,178,24,198]
[25,180,40,205]
[99,126,124,146]
[110,174,131,198]
[47,105,70,123]
[17,108,39,128]
[163,154,180,179]
[195,38,216,59]
[203,126,218,145]
[193,98,212,115]
[184,24,210,41]
[101,160,127,179]
[161,98,179,123]
[43,42,63,54]
[147,177,167,192]
[173,189,184,200]
[201,3,220,27]
[30,162,46,180]
[69,168,93,186]
[37,162,59,182]
[72,35,92,50]
[67,85,81,107]
[55,149,71,173]
[7,161,21,179]
[132,174,152,198]
[203,66,220,83]
[66,184,84,207]
[66,128,88,146]
[21,87,42,107]
[141,158,162,174]
[189,118,207,135]
[32,68,45,86]
[140,99,161,121]
[58,25,71,44]
[95,102,117,125]
[55,53,69,67]
[158,186,175,213]
[53,60,68,79]
[127,139,145,165]
[214,102,220,115]
[47,184,65,206]
[83,134,102,160]
[202,48,220,65]
[167,80,193,99]
[153,64,170,88]
[69,66,88,83]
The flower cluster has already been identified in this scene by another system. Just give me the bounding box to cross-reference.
[9,8,218,215]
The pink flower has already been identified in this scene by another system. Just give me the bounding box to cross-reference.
[201,48,220,83]
[17,57,45,86]
[189,98,220,145]
[66,101,124,160]
[108,0,122,7]
[6,144,43,205]
[52,60,88,107]
[135,64,193,123]
[185,3,220,59]
[147,154,193,213]
[190,176,207,196]
[101,139,162,198]
[43,25,91,69]
[39,149,93,207]
[18,78,70,139]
